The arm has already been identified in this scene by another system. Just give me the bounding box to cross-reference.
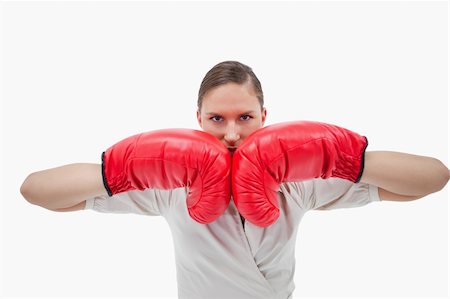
[231,121,449,226]
[360,151,450,201]
[22,129,231,223]
[20,163,107,211]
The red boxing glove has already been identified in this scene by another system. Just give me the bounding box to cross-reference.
[232,121,368,227]
[102,129,231,224]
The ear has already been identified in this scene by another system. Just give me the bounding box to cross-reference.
[196,110,202,128]
[261,107,267,126]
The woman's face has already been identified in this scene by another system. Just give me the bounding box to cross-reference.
[197,82,267,152]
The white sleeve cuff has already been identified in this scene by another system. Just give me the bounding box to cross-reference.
[369,185,381,202]
[84,198,95,210]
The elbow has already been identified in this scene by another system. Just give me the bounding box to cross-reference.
[20,173,39,205]
[20,174,33,202]
[431,159,450,193]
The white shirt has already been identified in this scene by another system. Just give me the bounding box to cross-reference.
[85,178,380,299]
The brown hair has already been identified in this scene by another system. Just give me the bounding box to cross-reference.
[197,61,264,112]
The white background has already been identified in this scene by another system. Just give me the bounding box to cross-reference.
[1,1,448,298]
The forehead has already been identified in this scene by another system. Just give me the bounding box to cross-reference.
[201,82,259,112]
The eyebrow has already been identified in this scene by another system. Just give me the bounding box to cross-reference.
[205,110,256,116]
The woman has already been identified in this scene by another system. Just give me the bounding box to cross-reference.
[20,61,449,298]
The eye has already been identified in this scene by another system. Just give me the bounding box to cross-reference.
[240,115,253,121]
[210,116,223,122]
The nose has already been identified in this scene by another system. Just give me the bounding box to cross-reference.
[223,124,240,147]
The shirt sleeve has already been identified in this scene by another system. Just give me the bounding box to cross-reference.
[279,178,381,212]
[84,187,187,217]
